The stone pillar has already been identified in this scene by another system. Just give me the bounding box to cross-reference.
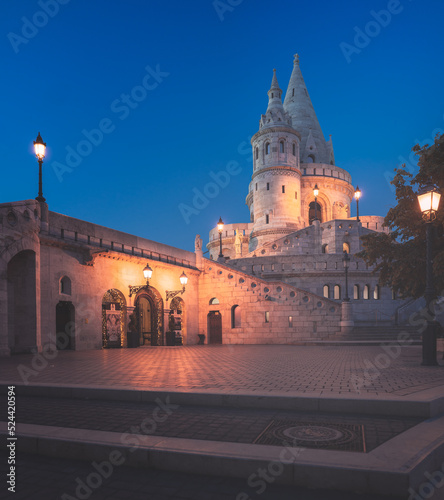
[340,301,354,333]
[313,219,322,254]
[0,260,10,356]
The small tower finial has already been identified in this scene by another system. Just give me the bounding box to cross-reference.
[293,53,299,66]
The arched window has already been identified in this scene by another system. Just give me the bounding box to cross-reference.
[209,297,220,305]
[292,143,296,156]
[334,285,341,300]
[309,202,322,224]
[363,285,370,300]
[231,305,241,328]
[322,244,328,254]
[306,154,315,163]
[353,284,360,300]
[343,242,350,253]
[374,285,380,300]
[280,141,285,153]
[323,285,330,299]
[255,147,258,160]
[60,276,72,295]
[265,143,270,155]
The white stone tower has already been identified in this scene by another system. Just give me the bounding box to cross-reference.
[247,69,302,251]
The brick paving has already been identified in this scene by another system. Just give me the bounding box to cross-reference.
[0,452,402,500]
[0,345,443,396]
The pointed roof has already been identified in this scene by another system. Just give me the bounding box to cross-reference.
[260,69,292,130]
[283,54,333,164]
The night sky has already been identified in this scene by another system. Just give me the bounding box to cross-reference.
[2,0,444,252]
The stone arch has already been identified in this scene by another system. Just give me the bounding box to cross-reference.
[170,296,186,345]
[7,250,38,353]
[60,275,72,295]
[102,289,127,348]
[134,286,164,346]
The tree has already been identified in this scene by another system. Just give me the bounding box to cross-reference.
[358,133,444,299]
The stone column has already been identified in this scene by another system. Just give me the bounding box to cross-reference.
[340,301,354,334]
[313,219,322,254]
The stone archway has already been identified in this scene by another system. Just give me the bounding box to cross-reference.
[7,250,37,353]
[134,286,164,346]
[170,296,185,345]
[208,311,222,344]
[102,289,127,348]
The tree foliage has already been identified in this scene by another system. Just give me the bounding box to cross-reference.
[358,133,444,299]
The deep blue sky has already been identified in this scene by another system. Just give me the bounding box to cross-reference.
[2,0,444,252]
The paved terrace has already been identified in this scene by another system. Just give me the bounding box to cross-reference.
[0,345,443,398]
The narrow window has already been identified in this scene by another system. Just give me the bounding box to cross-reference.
[265,214,269,224]
[295,192,297,199]
[343,242,350,253]
[288,316,293,327]
[255,147,258,160]
[354,285,360,300]
[231,305,241,328]
[363,285,370,300]
[267,182,270,190]
[374,285,380,300]
[322,244,328,254]
[280,141,284,153]
[323,285,329,299]
[292,88,295,96]
[334,285,341,300]
[282,185,285,193]
[265,143,270,155]
[255,183,257,191]
[265,311,270,323]
[292,143,296,156]
[60,276,72,295]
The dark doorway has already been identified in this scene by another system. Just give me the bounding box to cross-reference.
[208,311,222,344]
[56,301,75,350]
[309,201,322,224]
[136,295,158,346]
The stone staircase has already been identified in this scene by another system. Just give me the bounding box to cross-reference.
[343,324,422,344]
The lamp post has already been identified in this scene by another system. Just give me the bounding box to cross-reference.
[33,132,47,202]
[354,185,361,222]
[417,185,441,366]
[166,272,188,301]
[342,250,350,302]
[313,184,319,222]
[217,217,224,261]
[129,264,153,297]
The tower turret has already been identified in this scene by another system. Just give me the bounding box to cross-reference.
[247,70,302,250]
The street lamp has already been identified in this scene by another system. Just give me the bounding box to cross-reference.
[129,264,153,297]
[354,185,361,222]
[217,217,224,261]
[33,132,47,202]
[417,185,441,366]
[342,250,350,302]
[313,184,319,222]
[166,272,188,301]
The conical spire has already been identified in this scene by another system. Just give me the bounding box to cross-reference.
[283,54,333,164]
[266,69,283,112]
[260,69,292,129]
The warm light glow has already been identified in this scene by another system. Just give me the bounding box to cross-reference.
[217,216,224,233]
[143,264,153,280]
[313,184,319,198]
[179,271,188,286]
[354,185,361,200]
[33,132,46,160]
[418,186,441,215]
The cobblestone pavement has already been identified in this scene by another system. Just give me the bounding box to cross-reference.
[0,345,443,397]
[0,452,402,500]
[14,395,422,452]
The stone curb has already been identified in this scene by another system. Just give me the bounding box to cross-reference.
[2,383,444,417]
[1,418,444,497]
